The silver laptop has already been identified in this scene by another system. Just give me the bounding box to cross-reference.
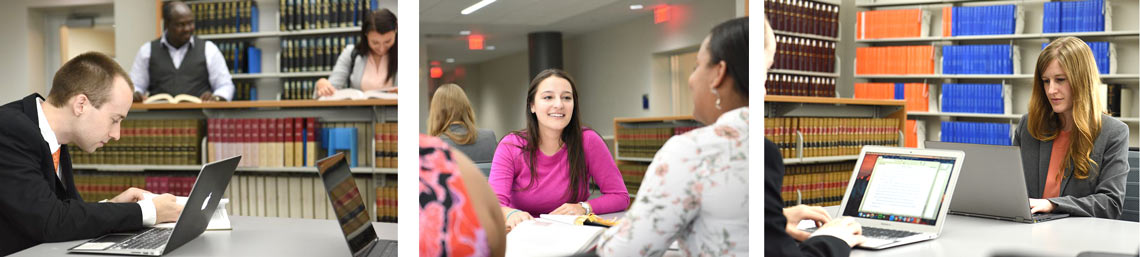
[316,153,397,257]
[806,145,965,249]
[925,141,1069,223]
[68,156,241,256]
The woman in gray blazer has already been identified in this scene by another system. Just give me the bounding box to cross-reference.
[1014,37,1129,219]
[427,83,497,163]
[315,9,397,97]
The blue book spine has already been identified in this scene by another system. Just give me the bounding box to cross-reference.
[251,4,259,32]
[1097,0,1105,31]
[1004,45,1012,74]
[895,83,905,100]
[952,7,960,36]
[1083,0,1089,31]
[942,121,951,142]
[1061,1,1070,32]
[248,47,262,73]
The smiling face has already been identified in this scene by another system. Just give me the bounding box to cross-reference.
[164,3,195,48]
[74,76,132,153]
[1041,59,1073,116]
[367,30,396,56]
[529,76,575,135]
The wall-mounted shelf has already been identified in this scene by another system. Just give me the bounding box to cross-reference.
[908,112,1022,119]
[856,0,1034,8]
[854,74,1139,81]
[770,69,841,78]
[783,155,861,165]
[765,95,905,106]
[198,27,360,40]
[615,156,655,162]
[230,72,333,79]
[72,164,393,174]
[856,31,1139,43]
[129,99,396,111]
[774,30,838,42]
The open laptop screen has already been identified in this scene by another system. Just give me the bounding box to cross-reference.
[842,151,958,226]
[318,153,378,255]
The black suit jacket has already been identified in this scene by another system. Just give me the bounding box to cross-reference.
[0,94,143,255]
[765,139,851,257]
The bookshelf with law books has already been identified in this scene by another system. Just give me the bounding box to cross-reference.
[612,116,701,200]
[766,0,907,207]
[764,95,907,207]
[69,100,398,222]
[847,0,1139,149]
[180,0,384,100]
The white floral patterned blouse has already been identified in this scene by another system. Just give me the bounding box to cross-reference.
[596,107,749,257]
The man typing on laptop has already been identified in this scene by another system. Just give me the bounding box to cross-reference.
[0,52,183,256]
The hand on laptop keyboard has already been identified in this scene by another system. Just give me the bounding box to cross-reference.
[799,217,867,247]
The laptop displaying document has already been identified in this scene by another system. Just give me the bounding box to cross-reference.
[925,141,1069,223]
[316,153,397,257]
[806,146,965,249]
[68,155,241,256]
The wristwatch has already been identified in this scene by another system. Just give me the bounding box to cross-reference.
[579,201,593,215]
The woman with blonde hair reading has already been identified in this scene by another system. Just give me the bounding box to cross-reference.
[428,83,497,163]
[1016,36,1129,219]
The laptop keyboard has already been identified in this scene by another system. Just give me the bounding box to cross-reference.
[802,226,919,239]
[112,228,173,250]
[861,227,919,239]
[378,241,398,257]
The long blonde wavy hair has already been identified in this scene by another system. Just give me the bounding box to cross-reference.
[1028,36,1107,180]
[428,83,479,144]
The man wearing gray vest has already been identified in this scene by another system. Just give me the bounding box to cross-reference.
[128,1,234,102]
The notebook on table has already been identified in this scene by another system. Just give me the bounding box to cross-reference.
[506,217,606,257]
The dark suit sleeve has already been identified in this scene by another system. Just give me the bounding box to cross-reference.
[765,139,851,257]
[0,117,144,245]
[1048,119,1129,219]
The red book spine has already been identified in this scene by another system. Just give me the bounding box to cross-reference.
[244,119,253,167]
[278,118,286,167]
[294,117,303,167]
[305,117,317,166]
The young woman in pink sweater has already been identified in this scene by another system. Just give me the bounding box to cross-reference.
[488,69,629,232]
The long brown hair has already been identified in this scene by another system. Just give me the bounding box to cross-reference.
[511,69,591,203]
[1029,36,1106,180]
[428,83,478,144]
[355,8,397,83]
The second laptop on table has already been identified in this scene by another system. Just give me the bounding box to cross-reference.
[925,141,1069,223]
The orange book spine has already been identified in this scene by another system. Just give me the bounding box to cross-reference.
[942,7,952,37]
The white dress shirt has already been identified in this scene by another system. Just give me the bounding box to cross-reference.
[128,34,235,101]
[36,97,158,226]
